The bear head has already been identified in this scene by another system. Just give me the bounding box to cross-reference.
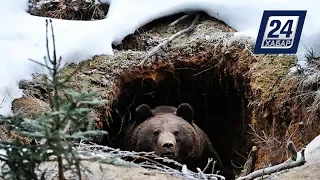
[131,103,202,162]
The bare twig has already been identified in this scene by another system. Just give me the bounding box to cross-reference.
[202,158,213,172]
[231,160,243,169]
[139,14,200,67]
[211,161,216,174]
[75,143,226,180]
[233,149,248,161]
[193,67,214,77]
[0,99,4,109]
[197,168,208,180]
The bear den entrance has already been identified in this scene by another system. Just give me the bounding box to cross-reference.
[101,61,252,175]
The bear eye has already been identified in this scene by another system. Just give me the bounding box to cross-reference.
[153,130,160,136]
[173,131,179,136]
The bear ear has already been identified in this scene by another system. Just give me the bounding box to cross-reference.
[176,103,194,123]
[135,104,153,124]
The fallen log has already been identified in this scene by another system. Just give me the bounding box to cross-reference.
[237,141,306,180]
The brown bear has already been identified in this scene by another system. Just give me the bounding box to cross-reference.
[122,103,231,178]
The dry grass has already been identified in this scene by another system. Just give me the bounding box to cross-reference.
[249,54,297,108]
[285,48,320,121]
[248,124,284,151]
[0,125,31,145]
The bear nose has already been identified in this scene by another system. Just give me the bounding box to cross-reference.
[158,132,176,152]
[162,142,174,149]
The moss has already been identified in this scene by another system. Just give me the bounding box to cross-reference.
[250,54,297,105]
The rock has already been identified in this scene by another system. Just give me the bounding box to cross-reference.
[11,97,50,118]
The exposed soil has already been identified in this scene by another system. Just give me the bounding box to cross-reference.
[7,11,320,180]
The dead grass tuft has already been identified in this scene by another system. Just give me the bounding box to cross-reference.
[286,48,320,120]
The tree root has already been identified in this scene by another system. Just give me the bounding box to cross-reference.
[237,141,306,180]
[169,14,191,26]
[138,14,200,67]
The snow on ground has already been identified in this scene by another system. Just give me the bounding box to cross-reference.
[306,134,320,163]
[0,0,319,115]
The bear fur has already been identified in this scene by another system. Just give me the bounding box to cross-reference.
[122,103,230,178]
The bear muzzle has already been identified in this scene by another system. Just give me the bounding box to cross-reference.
[157,132,177,159]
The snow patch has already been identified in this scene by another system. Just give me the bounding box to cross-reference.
[306,134,320,163]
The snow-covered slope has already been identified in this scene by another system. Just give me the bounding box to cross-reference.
[306,134,320,163]
[0,0,319,114]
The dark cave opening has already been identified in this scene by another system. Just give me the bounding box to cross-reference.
[103,65,250,174]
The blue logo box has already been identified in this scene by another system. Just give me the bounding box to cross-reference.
[254,10,307,54]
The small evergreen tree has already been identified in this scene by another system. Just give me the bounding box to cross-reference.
[0,19,107,180]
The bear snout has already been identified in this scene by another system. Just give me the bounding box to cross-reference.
[157,132,177,158]
[162,142,174,149]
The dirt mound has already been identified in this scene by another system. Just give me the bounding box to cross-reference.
[9,12,320,179]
